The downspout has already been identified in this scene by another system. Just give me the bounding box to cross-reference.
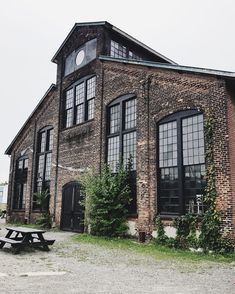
[7,151,15,218]
[29,120,37,222]
[146,75,152,233]
[53,58,63,223]
[99,61,105,172]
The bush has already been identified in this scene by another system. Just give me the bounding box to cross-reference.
[36,213,52,229]
[81,164,132,237]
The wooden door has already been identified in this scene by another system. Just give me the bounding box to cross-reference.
[61,182,84,232]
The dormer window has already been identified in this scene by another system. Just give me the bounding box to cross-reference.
[110,40,142,60]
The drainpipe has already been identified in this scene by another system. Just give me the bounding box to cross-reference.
[99,62,104,173]
[53,58,63,224]
[29,119,37,223]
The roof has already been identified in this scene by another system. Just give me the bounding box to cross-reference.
[99,56,235,79]
[5,84,56,155]
[51,21,176,65]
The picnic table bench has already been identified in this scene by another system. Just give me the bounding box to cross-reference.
[0,226,55,253]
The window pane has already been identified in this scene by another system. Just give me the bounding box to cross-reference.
[40,132,46,152]
[87,76,96,100]
[18,160,23,170]
[125,99,136,129]
[24,158,28,169]
[75,83,84,105]
[110,104,120,134]
[123,131,136,170]
[182,114,205,165]
[65,89,74,109]
[37,155,44,180]
[88,98,95,120]
[159,121,177,168]
[45,153,52,181]
[110,40,127,58]
[107,136,120,172]
[48,129,54,151]
[159,167,179,214]
[66,109,73,128]
[129,51,142,60]
[21,183,27,209]
[184,164,206,214]
[76,104,84,124]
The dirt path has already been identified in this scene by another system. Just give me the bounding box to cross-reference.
[0,220,234,294]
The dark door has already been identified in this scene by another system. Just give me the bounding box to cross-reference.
[61,182,84,232]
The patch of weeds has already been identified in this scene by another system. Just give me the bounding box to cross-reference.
[72,234,235,264]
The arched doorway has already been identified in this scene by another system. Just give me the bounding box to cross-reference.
[61,181,84,232]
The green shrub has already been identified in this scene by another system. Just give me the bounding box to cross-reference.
[36,212,52,229]
[154,217,169,245]
[81,164,132,237]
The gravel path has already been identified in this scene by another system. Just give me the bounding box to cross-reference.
[0,219,234,294]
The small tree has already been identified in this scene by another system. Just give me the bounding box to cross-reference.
[81,164,132,237]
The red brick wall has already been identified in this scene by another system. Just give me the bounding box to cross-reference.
[227,91,235,239]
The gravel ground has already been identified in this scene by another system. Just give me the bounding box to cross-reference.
[0,219,234,294]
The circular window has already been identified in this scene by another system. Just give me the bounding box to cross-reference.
[75,50,85,66]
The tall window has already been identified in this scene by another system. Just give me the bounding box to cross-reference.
[34,127,53,209]
[107,94,137,213]
[13,156,28,210]
[64,75,96,128]
[158,110,206,215]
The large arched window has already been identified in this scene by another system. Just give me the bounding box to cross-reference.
[33,126,53,209]
[107,94,137,214]
[158,110,206,215]
[13,156,28,210]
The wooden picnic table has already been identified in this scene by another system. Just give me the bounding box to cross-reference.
[0,226,55,253]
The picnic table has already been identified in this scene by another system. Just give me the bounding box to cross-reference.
[0,226,55,253]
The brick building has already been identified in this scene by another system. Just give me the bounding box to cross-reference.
[5,22,235,239]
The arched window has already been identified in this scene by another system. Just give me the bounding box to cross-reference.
[107,94,137,213]
[63,75,96,128]
[158,110,206,215]
[33,126,53,210]
[13,156,28,210]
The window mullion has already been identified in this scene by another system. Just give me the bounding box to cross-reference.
[119,101,124,164]
[177,117,184,215]
[84,81,87,121]
[73,87,76,126]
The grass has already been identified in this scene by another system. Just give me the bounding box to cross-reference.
[72,234,235,264]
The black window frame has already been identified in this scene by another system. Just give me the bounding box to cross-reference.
[33,126,54,210]
[13,155,28,210]
[106,94,137,214]
[110,40,142,60]
[157,109,206,216]
[63,75,96,129]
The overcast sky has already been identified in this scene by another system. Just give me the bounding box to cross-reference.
[0,0,235,182]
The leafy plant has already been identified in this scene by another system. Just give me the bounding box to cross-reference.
[34,189,50,212]
[173,214,199,249]
[154,217,169,245]
[36,212,52,229]
[81,164,132,237]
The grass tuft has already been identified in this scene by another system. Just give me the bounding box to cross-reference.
[72,234,235,264]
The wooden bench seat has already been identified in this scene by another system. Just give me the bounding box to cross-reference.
[0,237,22,245]
[32,239,55,246]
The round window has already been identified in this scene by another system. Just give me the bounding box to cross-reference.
[76,50,85,66]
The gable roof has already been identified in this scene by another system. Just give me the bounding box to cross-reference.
[5,84,56,155]
[51,21,176,65]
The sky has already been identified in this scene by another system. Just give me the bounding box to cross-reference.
[0,0,235,182]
